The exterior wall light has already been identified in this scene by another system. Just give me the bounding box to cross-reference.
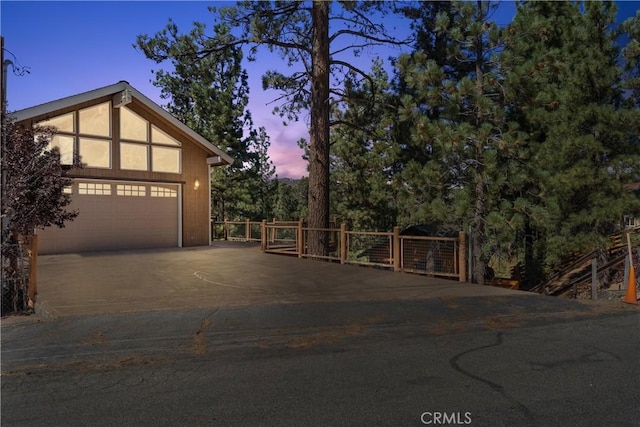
[194,178,200,190]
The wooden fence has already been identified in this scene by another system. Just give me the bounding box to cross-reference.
[213,219,467,282]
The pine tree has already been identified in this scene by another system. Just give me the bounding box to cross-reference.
[330,59,398,231]
[396,1,530,283]
[621,10,640,110]
[185,1,407,255]
[136,20,275,221]
[503,1,640,272]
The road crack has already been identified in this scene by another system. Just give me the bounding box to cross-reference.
[450,332,533,420]
[189,309,219,356]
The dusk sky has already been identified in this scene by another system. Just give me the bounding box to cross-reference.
[1,1,638,178]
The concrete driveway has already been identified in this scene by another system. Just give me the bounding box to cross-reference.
[35,242,525,317]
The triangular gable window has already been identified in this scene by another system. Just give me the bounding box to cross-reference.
[120,106,148,141]
[151,125,181,146]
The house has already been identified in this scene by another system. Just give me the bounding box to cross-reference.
[624,182,640,229]
[13,81,233,255]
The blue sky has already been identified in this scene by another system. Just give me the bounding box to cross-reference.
[1,1,638,178]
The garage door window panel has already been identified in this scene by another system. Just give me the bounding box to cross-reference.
[117,184,146,196]
[150,186,177,198]
[78,182,111,195]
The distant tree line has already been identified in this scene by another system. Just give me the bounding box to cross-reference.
[137,1,640,285]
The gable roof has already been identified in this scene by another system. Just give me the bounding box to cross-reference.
[12,80,233,166]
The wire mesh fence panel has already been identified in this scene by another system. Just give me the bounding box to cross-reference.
[211,221,225,240]
[249,223,263,241]
[301,228,341,261]
[263,225,299,254]
[400,237,458,277]
[273,226,297,244]
[226,222,248,240]
[1,243,30,315]
[346,232,393,268]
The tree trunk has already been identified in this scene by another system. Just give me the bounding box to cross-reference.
[472,0,486,285]
[472,166,486,285]
[307,1,330,256]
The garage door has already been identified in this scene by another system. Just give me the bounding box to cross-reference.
[38,180,180,255]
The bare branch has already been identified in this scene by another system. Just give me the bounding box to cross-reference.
[329,28,410,46]
[330,59,375,91]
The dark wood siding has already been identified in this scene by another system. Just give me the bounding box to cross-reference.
[182,141,211,246]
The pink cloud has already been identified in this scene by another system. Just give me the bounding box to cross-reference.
[251,112,309,179]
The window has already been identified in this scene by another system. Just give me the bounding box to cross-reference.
[117,184,146,196]
[37,102,112,169]
[39,112,74,133]
[120,143,148,171]
[151,125,181,146]
[78,182,111,195]
[119,109,182,174]
[150,186,177,198]
[49,134,75,165]
[624,216,639,229]
[152,146,181,173]
[63,185,73,194]
[79,138,111,168]
[79,102,110,137]
[120,106,148,141]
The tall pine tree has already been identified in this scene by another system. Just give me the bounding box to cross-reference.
[503,1,640,272]
[397,1,530,283]
[136,20,275,221]
[330,59,398,231]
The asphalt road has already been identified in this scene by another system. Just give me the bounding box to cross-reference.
[2,297,639,427]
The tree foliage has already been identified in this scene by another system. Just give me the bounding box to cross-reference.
[330,59,398,231]
[396,1,529,284]
[502,0,640,272]
[273,177,309,220]
[136,19,275,221]
[1,120,77,239]
[137,0,639,285]
[147,0,408,254]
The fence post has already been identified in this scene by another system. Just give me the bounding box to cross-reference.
[393,226,400,272]
[28,235,38,309]
[340,223,347,264]
[245,219,250,241]
[297,219,304,258]
[591,258,598,300]
[458,231,467,282]
[224,220,228,241]
[261,220,267,251]
[271,217,276,243]
[623,255,630,290]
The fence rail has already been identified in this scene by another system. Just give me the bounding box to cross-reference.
[213,219,467,282]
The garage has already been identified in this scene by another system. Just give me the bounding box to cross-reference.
[38,180,181,255]
[14,81,233,255]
